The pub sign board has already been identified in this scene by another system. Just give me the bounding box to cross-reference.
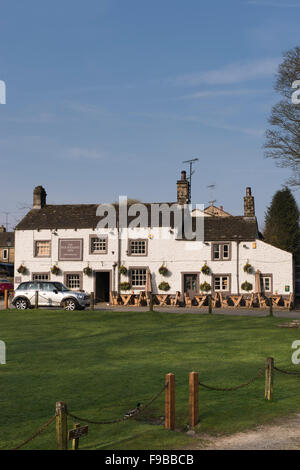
[58,239,83,261]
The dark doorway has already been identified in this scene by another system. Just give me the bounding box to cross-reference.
[95,271,110,302]
[183,273,198,299]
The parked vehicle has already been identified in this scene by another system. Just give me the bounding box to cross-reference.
[0,279,14,297]
[12,281,90,310]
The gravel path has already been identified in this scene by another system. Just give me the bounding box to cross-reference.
[187,415,300,450]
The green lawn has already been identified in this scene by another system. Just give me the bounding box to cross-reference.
[1,309,300,450]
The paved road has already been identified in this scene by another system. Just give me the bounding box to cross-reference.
[1,298,300,318]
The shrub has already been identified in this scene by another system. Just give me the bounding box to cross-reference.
[50,265,60,275]
[199,281,211,292]
[158,265,168,276]
[243,262,253,274]
[120,282,131,291]
[241,281,253,291]
[83,266,92,276]
[158,281,170,291]
[119,265,127,275]
[17,264,26,274]
[201,263,211,275]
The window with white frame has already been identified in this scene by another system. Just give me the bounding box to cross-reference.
[35,240,51,257]
[261,275,272,293]
[90,236,107,254]
[32,273,50,281]
[130,269,147,288]
[129,239,147,256]
[212,243,230,261]
[65,274,81,290]
[214,275,230,292]
[2,249,8,260]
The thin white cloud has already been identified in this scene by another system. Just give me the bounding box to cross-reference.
[174,57,280,86]
[179,88,269,99]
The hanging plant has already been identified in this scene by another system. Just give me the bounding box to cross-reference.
[243,262,253,274]
[158,265,168,276]
[83,266,92,276]
[119,265,127,275]
[17,264,27,274]
[201,263,211,275]
[199,281,211,292]
[50,265,60,275]
[158,281,170,291]
[120,281,131,291]
[241,281,253,291]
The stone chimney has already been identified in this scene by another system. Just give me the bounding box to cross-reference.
[244,187,255,217]
[0,225,6,232]
[177,170,190,205]
[33,186,47,209]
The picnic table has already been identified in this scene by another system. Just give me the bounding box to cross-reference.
[229,295,242,308]
[156,294,170,306]
[120,293,135,306]
[269,295,282,306]
[194,294,207,307]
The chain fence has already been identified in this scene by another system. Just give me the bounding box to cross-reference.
[67,382,168,425]
[198,367,265,392]
[12,415,56,450]
[274,366,300,377]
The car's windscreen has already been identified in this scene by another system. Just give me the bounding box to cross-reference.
[53,282,69,292]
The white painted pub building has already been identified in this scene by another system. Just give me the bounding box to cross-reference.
[14,172,294,302]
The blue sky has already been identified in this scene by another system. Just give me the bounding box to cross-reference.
[0,0,299,229]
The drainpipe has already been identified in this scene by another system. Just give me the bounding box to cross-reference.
[236,241,240,295]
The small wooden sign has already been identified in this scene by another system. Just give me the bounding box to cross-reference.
[68,424,88,440]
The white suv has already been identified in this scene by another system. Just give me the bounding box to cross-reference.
[12,281,90,310]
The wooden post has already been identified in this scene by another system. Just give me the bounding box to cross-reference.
[90,292,94,311]
[208,295,212,314]
[165,373,175,431]
[189,371,199,428]
[56,401,68,450]
[265,357,274,401]
[72,423,81,450]
[149,293,153,312]
[4,290,8,309]
[35,290,39,309]
[269,298,273,317]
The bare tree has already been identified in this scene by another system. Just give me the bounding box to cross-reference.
[264,47,300,187]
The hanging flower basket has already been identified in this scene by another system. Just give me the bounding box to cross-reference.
[158,265,168,276]
[119,265,127,275]
[241,281,253,291]
[120,281,131,291]
[201,263,211,275]
[158,281,170,291]
[83,266,92,276]
[50,265,60,275]
[243,262,253,274]
[17,264,27,274]
[200,281,211,292]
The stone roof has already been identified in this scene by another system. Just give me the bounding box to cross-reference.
[201,216,258,241]
[0,232,15,247]
[15,204,258,241]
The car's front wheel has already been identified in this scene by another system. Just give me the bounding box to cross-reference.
[15,298,29,310]
[63,298,78,311]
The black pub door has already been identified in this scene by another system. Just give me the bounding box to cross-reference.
[95,271,110,302]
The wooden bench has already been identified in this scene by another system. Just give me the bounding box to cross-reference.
[284,292,293,310]
[184,294,193,307]
[194,294,207,308]
[219,293,228,308]
[170,291,180,306]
